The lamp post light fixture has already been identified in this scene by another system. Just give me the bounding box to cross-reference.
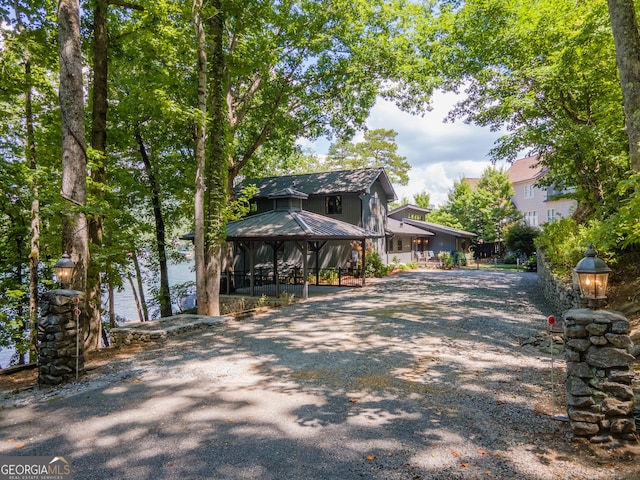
[573,246,611,309]
[54,252,76,287]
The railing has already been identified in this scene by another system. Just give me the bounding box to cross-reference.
[220,267,364,297]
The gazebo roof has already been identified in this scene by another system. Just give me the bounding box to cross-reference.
[226,208,382,242]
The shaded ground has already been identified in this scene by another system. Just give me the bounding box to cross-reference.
[1,270,639,479]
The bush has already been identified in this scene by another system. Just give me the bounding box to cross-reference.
[535,218,595,277]
[366,251,393,277]
[453,251,467,266]
[505,223,540,257]
[503,252,518,264]
[319,269,338,285]
[438,252,454,269]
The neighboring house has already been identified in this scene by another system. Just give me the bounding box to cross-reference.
[235,168,396,269]
[507,156,576,228]
[387,204,476,264]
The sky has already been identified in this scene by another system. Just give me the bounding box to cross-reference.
[302,90,512,207]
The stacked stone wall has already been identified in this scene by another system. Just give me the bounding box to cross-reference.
[564,308,636,442]
[38,290,85,385]
[537,249,581,313]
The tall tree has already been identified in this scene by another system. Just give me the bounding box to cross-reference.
[432,0,628,218]
[325,128,411,185]
[607,0,640,172]
[413,190,431,209]
[58,0,89,292]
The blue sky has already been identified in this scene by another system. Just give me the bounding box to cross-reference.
[303,90,512,207]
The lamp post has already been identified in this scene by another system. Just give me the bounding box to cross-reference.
[573,246,611,309]
[53,252,75,287]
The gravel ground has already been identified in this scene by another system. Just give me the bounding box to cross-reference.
[1,269,639,479]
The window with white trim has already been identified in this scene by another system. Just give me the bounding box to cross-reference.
[524,211,538,227]
[524,184,534,199]
[547,209,556,224]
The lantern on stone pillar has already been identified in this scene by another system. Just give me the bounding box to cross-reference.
[54,252,76,287]
[573,246,611,309]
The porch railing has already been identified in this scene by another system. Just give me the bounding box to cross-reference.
[220,267,364,297]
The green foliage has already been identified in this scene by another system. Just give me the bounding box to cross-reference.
[436,167,519,242]
[453,251,467,266]
[325,129,411,185]
[319,269,338,285]
[365,251,393,277]
[432,0,628,216]
[503,252,518,264]
[412,191,431,208]
[535,218,597,277]
[438,252,454,269]
[505,223,540,257]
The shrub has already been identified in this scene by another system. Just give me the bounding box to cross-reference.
[438,251,454,269]
[366,251,393,277]
[505,223,540,257]
[503,252,518,264]
[453,251,467,266]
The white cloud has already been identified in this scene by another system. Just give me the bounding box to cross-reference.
[302,90,514,207]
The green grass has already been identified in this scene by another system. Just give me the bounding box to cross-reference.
[461,262,526,272]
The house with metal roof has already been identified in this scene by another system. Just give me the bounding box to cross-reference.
[387,204,476,264]
[227,168,395,296]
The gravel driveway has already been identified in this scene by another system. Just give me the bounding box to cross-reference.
[1,269,637,479]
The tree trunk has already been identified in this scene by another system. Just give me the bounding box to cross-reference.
[85,0,110,351]
[134,130,172,318]
[132,250,149,322]
[193,0,208,315]
[58,0,89,293]
[607,0,640,172]
[15,2,39,362]
[128,273,144,322]
[204,0,228,316]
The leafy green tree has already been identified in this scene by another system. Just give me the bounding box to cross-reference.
[473,167,520,242]
[432,0,628,219]
[425,209,463,229]
[437,167,519,242]
[505,223,540,258]
[325,128,411,185]
[413,191,431,209]
[443,178,476,232]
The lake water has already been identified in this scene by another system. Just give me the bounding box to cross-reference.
[0,259,195,369]
[111,259,195,321]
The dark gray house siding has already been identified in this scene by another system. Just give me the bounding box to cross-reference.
[235,168,396,269]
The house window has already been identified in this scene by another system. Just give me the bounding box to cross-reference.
[325,195,342,214]
[524,211,538,227]
[524,184,534,199]
[397,239,403,251]
[547,209,556,224]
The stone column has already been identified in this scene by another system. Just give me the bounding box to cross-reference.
[38,289,85,385]
[564,308,636,443]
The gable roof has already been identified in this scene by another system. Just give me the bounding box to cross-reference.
[239,168,397,201]
[508,155,544,184]
[388,204,431,217]
[386,217,434,236]
[226,208,382,241]
[403,218,477,238]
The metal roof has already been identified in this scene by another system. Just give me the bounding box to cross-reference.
[238,168,397,201]
[402,218,477,238]
[386,217,434,236]
[226,208,382,241]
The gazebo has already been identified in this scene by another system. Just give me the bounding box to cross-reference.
[225,188,382,299]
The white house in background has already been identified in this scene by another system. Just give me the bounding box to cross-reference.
[507,156,576,228]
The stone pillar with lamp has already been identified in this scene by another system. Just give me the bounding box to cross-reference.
[563,247,636,443]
